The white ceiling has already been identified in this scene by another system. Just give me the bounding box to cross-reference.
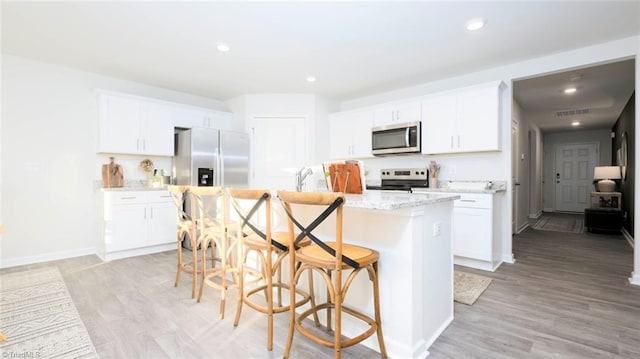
[514,59,636,133]
[2,1,639,130]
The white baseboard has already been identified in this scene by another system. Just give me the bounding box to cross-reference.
[0,247,97,269]
[517,222,529,234]
[543,207,555,213]
[502,252,515,264]
[528,212,542,219]
[96,243,175,261]
[629,271,640,286]
[621,228,634,248]
[455,256,499,272]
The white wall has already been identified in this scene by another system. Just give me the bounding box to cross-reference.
[338,35,640,269]
[226,93,337,189]
[542,129,612,211]
[0,53,3,258]
[0,54,231,268]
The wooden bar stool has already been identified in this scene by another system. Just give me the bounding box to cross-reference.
[227,188,317,351]
[190,186,240,319]
[278,191,387,359]
[167,185,201,298]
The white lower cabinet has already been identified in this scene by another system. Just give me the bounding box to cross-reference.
[99,190,176,260]
[443,192,501,271]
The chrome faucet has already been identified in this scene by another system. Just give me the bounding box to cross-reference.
[295,166,314,192]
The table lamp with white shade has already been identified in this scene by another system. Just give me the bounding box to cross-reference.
[593,166,621,192]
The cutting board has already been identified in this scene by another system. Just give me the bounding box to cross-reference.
[327,162,363,194]
[102,158,124,188]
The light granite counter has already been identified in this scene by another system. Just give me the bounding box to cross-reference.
[345,191,459,210]
[96,179,170,191]
[101,187,169,192]
[416,180,507,194]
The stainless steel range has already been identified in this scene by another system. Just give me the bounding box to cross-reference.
[366,168,429,192]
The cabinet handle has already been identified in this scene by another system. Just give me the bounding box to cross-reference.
[121,196,137,200]
[144,207,147,219]
[460,199,476,202]
[137,138,140,150]
[143,139,146,150]
[457,135,460,147]
[150,208,153,219]
[396,109,400,121]
[451,136,454,148]
[159,195,171,198]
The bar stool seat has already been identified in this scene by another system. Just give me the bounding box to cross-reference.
[296,243,378,269]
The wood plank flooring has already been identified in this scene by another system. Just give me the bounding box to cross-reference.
[2,218,639,358]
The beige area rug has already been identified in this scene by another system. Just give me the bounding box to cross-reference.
[454,271,492,305]
[533,215,584,233]
[0,267,98,358]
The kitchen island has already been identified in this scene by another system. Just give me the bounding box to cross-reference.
[282,191,458,358]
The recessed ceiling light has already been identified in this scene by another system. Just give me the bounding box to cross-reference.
[306,76,316,83]
[564,87,577,94]
[466,19,486,31]
[571,121,580,126]
[216,42,230,52]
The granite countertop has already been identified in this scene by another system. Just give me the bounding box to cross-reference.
[101,187,169,192]
[97,180,170,191]
[416,180,507,194]
[344,191,459,211]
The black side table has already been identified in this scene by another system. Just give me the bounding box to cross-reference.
[584,207,623,232]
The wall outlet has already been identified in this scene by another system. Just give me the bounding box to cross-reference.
[433,222,442,236]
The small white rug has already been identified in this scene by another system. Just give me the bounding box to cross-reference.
[454,271,492,305]
[0,267,98,358]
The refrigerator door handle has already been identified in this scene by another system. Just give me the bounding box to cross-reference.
[218,146,224,187]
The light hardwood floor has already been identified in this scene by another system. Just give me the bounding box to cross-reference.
[2,219,639,358]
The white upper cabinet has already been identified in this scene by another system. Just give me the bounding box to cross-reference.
[421,93,457,154]
[98,93,174,156]
[421,81,503,154]
[143,102,174,155]
[329,109,375,159]
[172,107,233,130]
[373,99,421,127]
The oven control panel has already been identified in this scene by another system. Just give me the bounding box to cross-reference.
[381,168,428,181]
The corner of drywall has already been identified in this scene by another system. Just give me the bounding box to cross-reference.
[225,95,247,132]
[0,51,4,263]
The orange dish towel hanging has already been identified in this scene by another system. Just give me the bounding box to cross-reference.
[328,162,363,194]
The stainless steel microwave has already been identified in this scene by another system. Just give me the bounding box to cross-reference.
[371,121,421,156]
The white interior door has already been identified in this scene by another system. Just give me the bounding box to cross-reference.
[554,143,598,212]
[252,117,306,191]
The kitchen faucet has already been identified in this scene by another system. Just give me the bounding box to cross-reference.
[295,166,314,192]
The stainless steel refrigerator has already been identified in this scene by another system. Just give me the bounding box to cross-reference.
[174,128,250,249]
[174,127,250,188]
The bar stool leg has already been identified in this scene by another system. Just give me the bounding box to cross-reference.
[308,268,320,326]
[372,262,387,358]
[174,234,183,288]
[233,247,248,327]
